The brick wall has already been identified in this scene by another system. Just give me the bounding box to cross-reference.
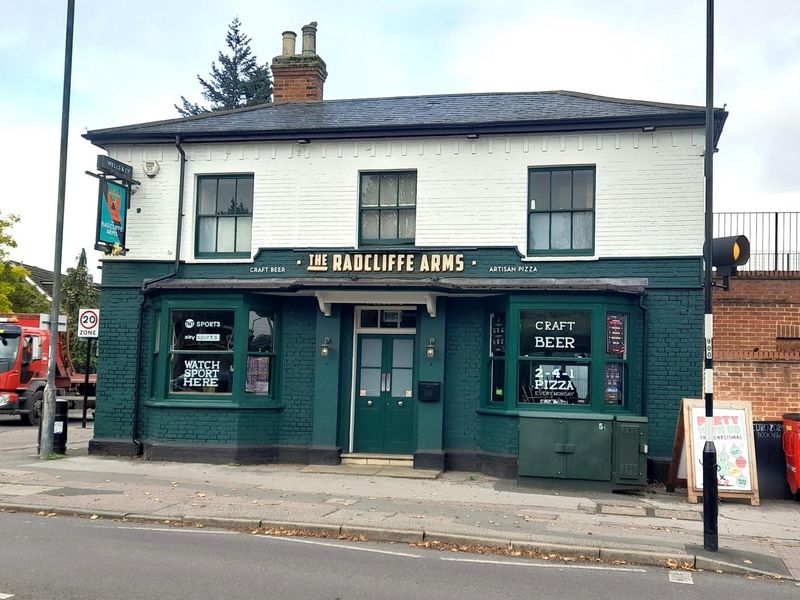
[713,274,800,353]
[272,65,326,102]
[106,126,707,263]
[644,288,704,457]
[443,299,482,450]
[93,286,142,440]
[94,258,704,463]
[714,273,800,420]
[277,298,317,445]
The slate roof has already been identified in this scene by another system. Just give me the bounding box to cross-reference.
[84,90,727,145]
[11,262,55,299]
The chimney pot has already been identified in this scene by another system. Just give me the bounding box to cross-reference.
[281,31,296,56]
[273,22,326,103]
[301,21,317,55]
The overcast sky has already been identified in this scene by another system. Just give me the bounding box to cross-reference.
[1,0,798,278]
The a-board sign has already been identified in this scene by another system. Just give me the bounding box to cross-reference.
[668,398,760,506]
[77,308,100,338]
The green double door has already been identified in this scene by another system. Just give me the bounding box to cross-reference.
[354,335,415,454]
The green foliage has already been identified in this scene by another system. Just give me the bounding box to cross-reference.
[0,211,17,258]
[1,212,42,313]
[0,211,20,312]
[175,18,272,116]
[7,270,50,313]
[60,249,99,371]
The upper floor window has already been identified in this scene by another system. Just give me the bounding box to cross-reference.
[528,167,594,255]
[359,171,416,245]
[196,175,253,257]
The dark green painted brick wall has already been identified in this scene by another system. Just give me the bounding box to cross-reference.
[443,299,482,451]
[642,288,703,457]
[93,285,142,440]
[94,257,702,461]
[278,298,317,445]
[140,407,280,444]
[440,289,702,459]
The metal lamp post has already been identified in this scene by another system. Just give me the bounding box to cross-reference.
[702,0,719,552]
[40,0,75,459]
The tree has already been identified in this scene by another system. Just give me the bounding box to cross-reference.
[7,272,50,313]
[60,249,99,371]
[175,18,272,116]
[0,212,26,313]
[0,211,51,313]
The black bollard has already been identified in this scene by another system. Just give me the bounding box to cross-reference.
[52,398,69,455]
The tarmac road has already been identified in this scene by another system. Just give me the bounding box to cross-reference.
[0,511,796,600]
[1,411,799,582]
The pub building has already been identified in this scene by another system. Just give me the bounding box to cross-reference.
[85,24,726,483]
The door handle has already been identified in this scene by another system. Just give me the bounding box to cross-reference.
[380,373,386,392]
[385,372,391,392]
[367,400,373,406]
[398,401,404,407]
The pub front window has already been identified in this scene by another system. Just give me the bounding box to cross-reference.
[168,309,235,395]
[518,310,592,405]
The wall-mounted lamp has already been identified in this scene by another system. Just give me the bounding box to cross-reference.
[320,336,331,357]
[641,126,655,132]
[425,338,436,359]
[465,133,480,140]
[296,138,311,144]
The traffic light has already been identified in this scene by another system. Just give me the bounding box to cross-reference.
[707,235,750,288]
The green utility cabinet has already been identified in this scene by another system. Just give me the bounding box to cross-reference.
[613,416,648,486]
[518,413,648,486]
[518,413,614,481]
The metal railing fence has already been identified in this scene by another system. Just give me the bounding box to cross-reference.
[714,212,799,271]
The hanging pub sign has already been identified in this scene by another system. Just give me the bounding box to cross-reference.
[95,179,128,255]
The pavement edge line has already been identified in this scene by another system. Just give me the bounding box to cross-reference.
[0,503,790,579]
[340,525,424,543]
[259,520,342,537]
[599,548,694,568]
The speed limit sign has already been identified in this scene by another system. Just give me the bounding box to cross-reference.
[78,308,100,338]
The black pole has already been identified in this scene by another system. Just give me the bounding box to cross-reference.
[702,0,719,552]
[81,339,91,428]
[40,0,75,458]
[774,212,779,271]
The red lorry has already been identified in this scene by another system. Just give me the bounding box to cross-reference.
[0,313,95,425]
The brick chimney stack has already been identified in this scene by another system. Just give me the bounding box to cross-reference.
[272,22,328,103]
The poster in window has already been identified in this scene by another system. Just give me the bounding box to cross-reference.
[606,313,626,356]
[246,356,271,394]
[169,353,233,393]
[490,312,506,356]
[604,363,623,405]
[171,310,234,351]
[519,310,591,356]
[519,362,589,404]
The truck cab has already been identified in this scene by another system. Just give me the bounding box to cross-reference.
[0,315,70,425]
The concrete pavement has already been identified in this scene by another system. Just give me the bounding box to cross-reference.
[1,415,798,580]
